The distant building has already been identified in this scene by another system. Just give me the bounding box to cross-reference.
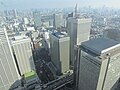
[42,21,50,28]
[12,36,35,76]
[32,31,39,41]
[67,17,91,68]
[23,18,29,25]
[53,13,63,29]
[33,11,41,29]
[103,29,120,42]
[26,26,35,31]
[75,38,120,90]
[43,31,50,49]
[0,27,20,90]
[49,19,54,27]
[50,32,70,74]
[12,9,17,18]
[68,12,73,18]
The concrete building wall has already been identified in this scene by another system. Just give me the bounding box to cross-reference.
[68,18,91,67]
[59,37,70,73]
[0,28,20,90]
[70,21,77,68]
[67,17,73,35]
[33,11,41,28]
[103,53,120,90]
[97,53,120,90]
[77,38,120,90]
[78,50,101,90]
[96,58,109,90]
[50,34,70,74]
[78,49,120,90]
[53,13,63,29]
[12,38,35,75]
[50,34,60,72]
[77,19,91,45]
[103,29,120,42]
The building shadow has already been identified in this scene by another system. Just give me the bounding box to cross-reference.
[111,78,120,90]
[9,79,24,90]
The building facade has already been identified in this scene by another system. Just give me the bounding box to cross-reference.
[12,37,35,76]
[0,27,20,90]
[75,38,120,90]
[33,11,41,29]
[53,13,63,29]
[103,29,120,42]
[50,32,70,74]
[67,17,91,68]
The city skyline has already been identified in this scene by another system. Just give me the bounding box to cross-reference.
[1,1,120,89]
[1,0,120,10]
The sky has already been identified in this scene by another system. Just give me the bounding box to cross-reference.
[0,0,120,10]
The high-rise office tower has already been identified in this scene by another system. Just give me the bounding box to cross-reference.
[103,29,120,42]
[67,5,92,68]
[75,38,120,90]
[33,11,41,29]
[0,27,20,90]
[50,32,70,74]
[12,9,17,18]
[12,36,35,76]
[53,13,63,29]
[67,17,91,68]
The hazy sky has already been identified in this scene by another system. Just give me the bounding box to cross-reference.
[0,0,120,9]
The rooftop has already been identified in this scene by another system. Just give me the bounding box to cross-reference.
[81,38,120,55]
[13,35,28,40]
[53,32,67,38]
[24,71,36,80]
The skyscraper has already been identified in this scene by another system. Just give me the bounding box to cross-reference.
[12,36,35,76]
[0,27,20,90]
[74,4,78,18]
[33,11,41,29]
[50,32,70,74]
[67,5,92,68]
[75,38,120,90]
[67,17,92,68]
[53,13,63,29]
[103,29,120,42]
[12,9,17,18]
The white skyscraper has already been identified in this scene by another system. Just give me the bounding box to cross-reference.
[12,9,17,18]
[67,17,92,68]
[67,5,92,68]
[0,27,20,90]
[50,32,70,74]
[12,36,35,76]
[53,13,63,29]
[33,11,41,28]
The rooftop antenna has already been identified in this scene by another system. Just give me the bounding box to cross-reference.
[75,3,78,18]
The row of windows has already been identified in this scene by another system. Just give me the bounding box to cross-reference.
[81,54,101,67]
